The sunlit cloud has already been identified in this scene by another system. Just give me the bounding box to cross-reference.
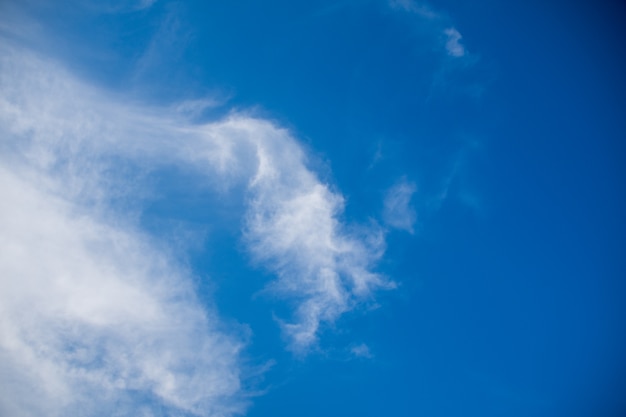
[0,38,391,417]
[0,44,251,417]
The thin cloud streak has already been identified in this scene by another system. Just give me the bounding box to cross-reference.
[383,178,417,234]
[390,0,469,59]
[388,0,439,19]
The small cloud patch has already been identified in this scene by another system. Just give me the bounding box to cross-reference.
[350,343,374,359]
[383,178,417,234]
[444,27,466,57]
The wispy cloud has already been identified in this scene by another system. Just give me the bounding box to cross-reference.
[0,166,248,417]
[137,0,157,9]
[431,141,484,213]
[81,0,158,13]
[189,116,394,353]
[444,27,466,57]
[388,0,438,19]
[1,41,389,417]
[389,0,469,59]
[0,45,251,417]
[383,178,417,233]
[350,343,374,359]
[132,6,193,85]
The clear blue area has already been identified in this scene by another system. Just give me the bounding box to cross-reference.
[9,0,625,416]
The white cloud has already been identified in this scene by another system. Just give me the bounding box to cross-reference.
[173,97,230,118]
[444,27,466,57]
[389,1,469,59]
[383,178,417,233]
[0,166,247,417]
[0,43,252,417]
[182,115,394,352]
[350,343,374,359]
[1,38,390,417]
[388,0,438,19]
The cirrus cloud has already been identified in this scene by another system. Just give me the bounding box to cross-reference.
[0,31,392,415]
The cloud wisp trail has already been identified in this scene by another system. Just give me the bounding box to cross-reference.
[0,38,391,414]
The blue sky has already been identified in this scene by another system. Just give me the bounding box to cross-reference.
[0,1,624,416]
